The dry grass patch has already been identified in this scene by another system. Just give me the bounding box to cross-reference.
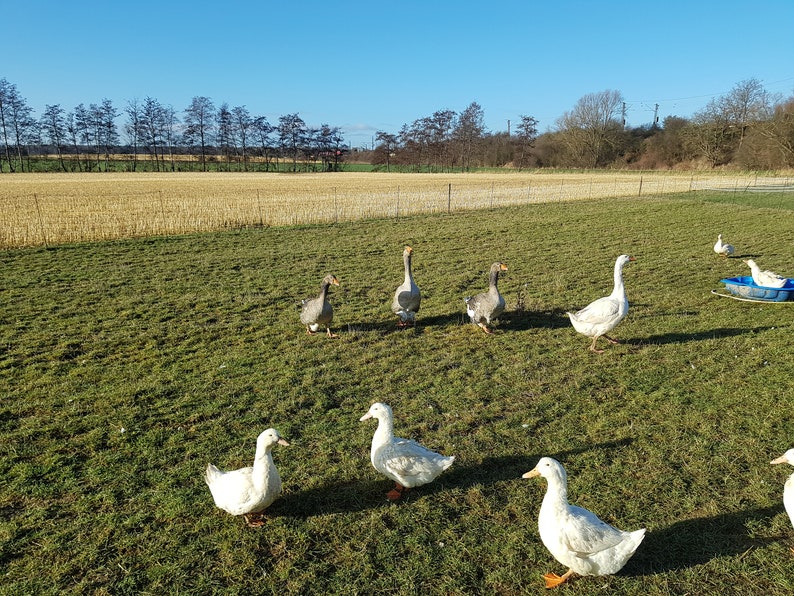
[0,171,785,247]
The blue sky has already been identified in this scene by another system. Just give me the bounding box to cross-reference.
[3,0,793,147]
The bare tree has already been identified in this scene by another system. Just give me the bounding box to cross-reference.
[125,99,142,171]
[556,90,624,167]
[427,109,456,171]
[0,78,35,172]
[317,124,344,171]
[97,99,119,171]
[183,96,215,171]
[140,96,165,170]
[375,131,399,171]
[252,115,274,171]
[453,102,486,171]
[514,114,538,170]
[718,78,771,149]
[215,103,235,170]
[231,106,252,171]
[161,104,179,171]
[278,113,307,171]
[40,104,68,171]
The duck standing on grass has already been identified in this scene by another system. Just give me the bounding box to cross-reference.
[770,449,794,531]
[713,234,735,257]
[359,402,454,501]
[567,254,635,353]
[392,246,421,327]
[523,457,646,588]
[300,274,340,337]
[743,259,788,288]
[465,262,508,333]
[205,428,290,527]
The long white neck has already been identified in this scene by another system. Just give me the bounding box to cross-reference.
[541,474,569,515]
[252,443,275,489]
[372,414,395,449]
[610,259,627,300]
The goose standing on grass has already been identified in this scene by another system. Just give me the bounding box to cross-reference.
[465,262,508,333]
[359,402,454,501]
[770,449,794,530]
[392,246,421,327]
[523,457,646,589]
[743,259,787,288]
[713,234,735,257]
[300,274,340,337]
[205,428,289,527]
[567,254,635,353]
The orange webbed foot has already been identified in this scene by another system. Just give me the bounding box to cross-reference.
[542,570,574,589]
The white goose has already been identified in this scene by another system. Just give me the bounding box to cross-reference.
[713,234,735,257]
[743,259,787,288]
[392,246,421,327]
[205,428,289,526]
[567,254,635,353]
[770,449,794,530]
[359,402,454,500]
[523,457,646,589]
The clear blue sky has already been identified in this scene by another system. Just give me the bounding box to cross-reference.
[3,0,793,148]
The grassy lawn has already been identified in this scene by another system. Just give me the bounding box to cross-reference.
[1,191,793,594]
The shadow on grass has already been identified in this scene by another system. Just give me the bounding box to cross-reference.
[626,326,778,346]
[623,505,782,576]
[271,438,634,518]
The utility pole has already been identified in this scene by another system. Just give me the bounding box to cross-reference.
[653,103,659,127]
[506,119,510,136]
[621,102,627,129]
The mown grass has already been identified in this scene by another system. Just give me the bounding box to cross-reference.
[1,191,793,594]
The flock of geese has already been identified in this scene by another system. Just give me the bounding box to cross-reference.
[204,239,793,589]
[299,245,638,351]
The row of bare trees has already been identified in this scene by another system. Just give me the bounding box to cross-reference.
[3,76,793,173]
[371,79,794,171]
[0,80,346,173]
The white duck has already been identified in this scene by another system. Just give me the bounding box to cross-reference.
[465,262,508,333]
[567,254,635,353]
[743,259,787,288]
[392,246,421,327]
[713,234,735,257]
[205,428,289,526]
[359,402,454,501]
[523,457,646,588]
[770,449,794,531]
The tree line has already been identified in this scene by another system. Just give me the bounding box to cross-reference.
[0,80,346,173]
[369,79,794,172]
[2,77,793,174]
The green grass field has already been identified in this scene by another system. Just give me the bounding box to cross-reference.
[1,191,793,594]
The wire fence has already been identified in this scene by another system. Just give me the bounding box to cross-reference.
[1,172,792,248]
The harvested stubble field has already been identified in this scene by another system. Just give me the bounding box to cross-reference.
[1,171,784,248]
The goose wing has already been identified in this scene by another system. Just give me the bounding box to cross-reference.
[573,296,619,325]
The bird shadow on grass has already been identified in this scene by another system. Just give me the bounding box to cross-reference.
[271,438,634,518]
[500,308,571,331]
[625,326,778,347]
[622,505,783,576]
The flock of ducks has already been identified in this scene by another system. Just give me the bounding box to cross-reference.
[714,233,789,288]
[204,239,792,589]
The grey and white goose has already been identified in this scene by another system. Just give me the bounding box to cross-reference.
[300,274,340,337]
[465,262,508,333]
[392,246,421,327]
